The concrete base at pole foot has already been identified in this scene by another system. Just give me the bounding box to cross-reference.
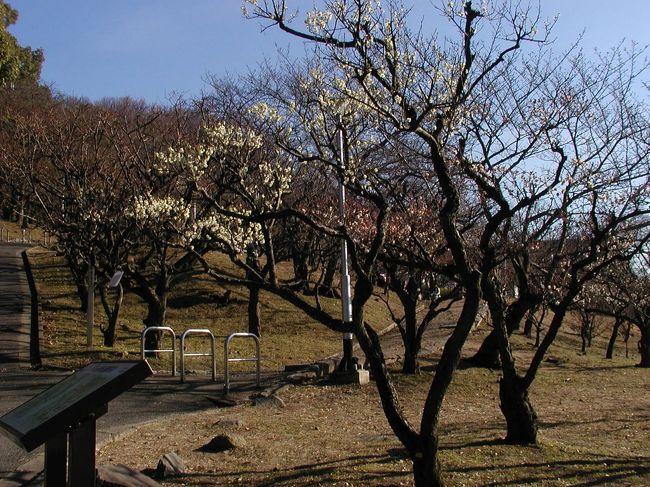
[330,369,370,386]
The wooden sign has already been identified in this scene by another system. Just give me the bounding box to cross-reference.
[0,360,152,452]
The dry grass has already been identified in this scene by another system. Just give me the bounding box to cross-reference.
[0,219,47,244]
[27,247,390,371]
[97,331,649,486]
[98,311,648,486]
[22,235,649,485]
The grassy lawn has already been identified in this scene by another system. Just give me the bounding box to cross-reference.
[26,246,389,372]
[0,219,47,244]
[15,229,648,486]
[97,330,649,486]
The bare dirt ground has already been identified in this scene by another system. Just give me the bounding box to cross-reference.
[97,320,650,486]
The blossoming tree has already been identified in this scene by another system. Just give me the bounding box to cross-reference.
[242,0,650,484]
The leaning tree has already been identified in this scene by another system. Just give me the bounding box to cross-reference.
[462,42,650,443]
[239,1,550,484]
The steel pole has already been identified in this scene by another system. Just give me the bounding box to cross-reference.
[338,117,354,371]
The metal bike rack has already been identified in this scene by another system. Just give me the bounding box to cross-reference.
[224,332,261,393]
[180,329,216,383]
[140,326,177,376]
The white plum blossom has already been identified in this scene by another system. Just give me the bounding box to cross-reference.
[189,211,263,254]
[204,121,263,152]
[249,102,284,124]
[305,9,332,34]
[240,0,258,17]
[154,145,213,180]
[128,194,191,225]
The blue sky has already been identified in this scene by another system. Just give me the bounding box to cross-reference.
[8,1,650,105]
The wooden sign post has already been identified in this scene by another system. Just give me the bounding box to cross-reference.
[0,361,152,486]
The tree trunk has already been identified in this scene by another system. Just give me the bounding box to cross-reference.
[143,300,166,354]
[402,300,420,374]
[75,281,89,313]
[402,341,419,374]
[246,248,262,336]
[623,323,632,358]
[481,277,538,445]
[638,325,650,368]
[247,284,261,337]
[292,249,309,292]
[468,329,500,368]
[317,254,338,296]
[103,314,119,347]
[471,299,529,368]
[605,317,622,359]
[99,283,123,348]
[523,310,535,338]
[412,436,445,487]
[499,376,538,444]
[65,256,88,312]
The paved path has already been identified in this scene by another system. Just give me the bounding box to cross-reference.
[0,245,31,364]
[0,243,43,484]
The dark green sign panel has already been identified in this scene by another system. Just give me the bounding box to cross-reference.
[0,360,152,451]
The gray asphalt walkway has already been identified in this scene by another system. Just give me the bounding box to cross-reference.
[0,243,43,484]
[0,244,31,363]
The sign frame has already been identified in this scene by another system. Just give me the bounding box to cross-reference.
[0,360,152,452]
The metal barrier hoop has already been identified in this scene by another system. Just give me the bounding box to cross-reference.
[179,329,217,383]
[140,326,177,376]
[224,332,261,393]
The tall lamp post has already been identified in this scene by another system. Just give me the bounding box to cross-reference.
[337,114,354,372]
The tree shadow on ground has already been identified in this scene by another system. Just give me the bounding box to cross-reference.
[448,455,649,486]
[41,292,83,310]
[441,438,506,450]
[160,452,410,486]
[539,414,650,430]
[168,291,240,309]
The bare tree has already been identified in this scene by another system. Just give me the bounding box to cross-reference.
[595,250,650,367]
[239,1,559,484]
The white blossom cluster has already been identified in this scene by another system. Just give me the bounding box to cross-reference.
[258,159,294,202]
[249,102,284,124]
[128,194,191,226]
[305,9,332,34]
[190,212,263,254]
[80,206,109,226]
[205,121,263,154]
[147,115,297,251]
[154,145,212,180]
